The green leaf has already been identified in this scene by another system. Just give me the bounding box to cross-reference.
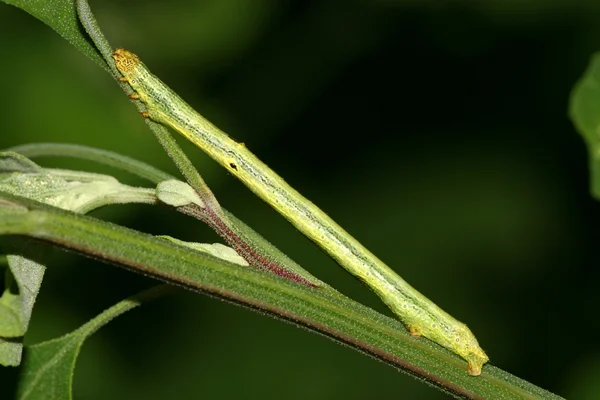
[0,0,107,69]
[0,255,45,367]
[0,256,44,337]
[158,236,249,267]
[16,285,173,400]
[570,52,600,198]
[0,157,157,214]
[156,180,205,208]
[0,153,43,174]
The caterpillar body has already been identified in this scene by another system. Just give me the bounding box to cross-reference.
[113,48,488,375]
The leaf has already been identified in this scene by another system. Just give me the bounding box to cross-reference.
[0,256,45,338]
[0,159,156,214]
[0,255,45,367]
[156,180,205,208]
[0,153,43,174]
[16,285,173,400]
[0,0,106,69]
[158,236,249,267]
[570,52,600,198]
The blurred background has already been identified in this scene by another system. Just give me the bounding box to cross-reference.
[0,0,599,398]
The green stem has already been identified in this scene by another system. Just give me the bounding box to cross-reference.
[0,191,563,400]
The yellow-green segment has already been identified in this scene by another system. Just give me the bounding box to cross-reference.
[113,48,489,375]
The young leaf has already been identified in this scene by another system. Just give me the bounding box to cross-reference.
[158,236,249,267]
[0,153,157,214]
[156,179,205,208]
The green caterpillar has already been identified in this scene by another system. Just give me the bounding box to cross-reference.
[113,48,488,375]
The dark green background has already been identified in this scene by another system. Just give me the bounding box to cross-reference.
[1,0,598,398]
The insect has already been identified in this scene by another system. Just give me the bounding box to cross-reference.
[113,48,489,375]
